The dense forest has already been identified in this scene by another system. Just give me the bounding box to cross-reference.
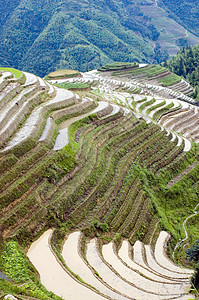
[162,45,199,100]
[0,0,199,77]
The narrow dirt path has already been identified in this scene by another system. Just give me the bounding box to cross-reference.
[172,202,199,259]
[167,161,198,188]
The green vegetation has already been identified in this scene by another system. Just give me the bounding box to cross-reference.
[139,0,199,59]
[113,64,162,77]
[0,0,199,77]
[92,219,109,232]
[0,67,22,78]
[158,73,181,87]
[112,64,181,87]
[160,0,199,36]
[162,45,199,99]
[153,102,175,121]
[0,111,100,298]
[46,69,81,80]
[146,100,166,116]
[1,62,199,297]
[112,65,166,77]
[0,241,61,299]
[187,240,199,263]
[57,115,98,171]
[131,96,147,109]
[55,82,90,90]
[0,0,159,77]
[158,157,199,260]
[139,98,156,113]
[187,241,199,290]
[98,62,139,72]
[130,65,167,78]
[130,65,165,77]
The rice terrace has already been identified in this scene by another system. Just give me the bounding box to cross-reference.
[0,63,199,299]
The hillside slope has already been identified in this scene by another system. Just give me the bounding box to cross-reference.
[160,0,199,37]
[0,0,199,77]
[0,65,199,298]
[162,45,199,101]
[136,0,199,56]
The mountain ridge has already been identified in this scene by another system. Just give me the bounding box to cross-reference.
[0,0,199,77]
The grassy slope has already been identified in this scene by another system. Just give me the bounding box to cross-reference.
[0,67,22,78]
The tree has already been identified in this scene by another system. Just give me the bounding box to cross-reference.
[186,240,199,262]
[186,240,199,289]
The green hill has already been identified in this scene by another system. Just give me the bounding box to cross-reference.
[0,0,199,77]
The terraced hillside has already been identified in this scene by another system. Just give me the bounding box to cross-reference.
[0,66,199,299]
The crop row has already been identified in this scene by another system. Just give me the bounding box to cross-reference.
[138,98,156,113]
[4,113,130,238]
[146,100,166,116]
[56,118,150,221]
[153,102,175,121]
[0,144,48,192]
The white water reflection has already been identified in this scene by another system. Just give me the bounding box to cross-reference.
[27,230,104,300]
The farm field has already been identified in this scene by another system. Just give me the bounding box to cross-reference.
[139,2,199,56]
[0,65,198,299]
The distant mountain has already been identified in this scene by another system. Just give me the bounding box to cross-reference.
[0,0,199,77]
[160,0,199,37]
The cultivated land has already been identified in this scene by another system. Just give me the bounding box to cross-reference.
[0,65,199,299]
[46,70,81,80]
[139,2,199,56]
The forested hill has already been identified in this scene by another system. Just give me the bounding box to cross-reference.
[160,0,199,37]
[0,0,199,77]
[162,45,199,101]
